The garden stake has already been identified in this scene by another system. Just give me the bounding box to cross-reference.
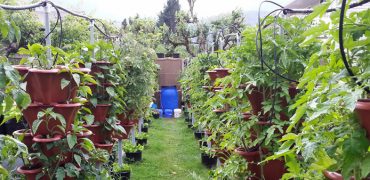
[131,128,136,145]
[43,0,52,67]
[90,19,95,58]
[117,139,123,166]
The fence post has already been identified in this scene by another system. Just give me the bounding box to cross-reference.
[43,0,52,67]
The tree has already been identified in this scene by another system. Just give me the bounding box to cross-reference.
[157,0,180,32]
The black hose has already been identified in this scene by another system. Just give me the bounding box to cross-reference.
[338,0,370,93]
[256,6,299,83]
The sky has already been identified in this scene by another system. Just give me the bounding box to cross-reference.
[48,0,295,22]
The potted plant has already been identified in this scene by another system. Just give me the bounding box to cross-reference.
[112,163,131,180]
[141,123,149,133]
[122,140,144,162]
[135,132,148,146]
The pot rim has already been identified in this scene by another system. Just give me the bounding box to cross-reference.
[17,164,43,175]
[32,134,62,143]
[13,129,32,136]
[75,129,93,138]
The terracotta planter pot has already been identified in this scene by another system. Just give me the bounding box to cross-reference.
[213,108,228,115]
[13,129,35,152]
[91,61,112,76]
[25,68,78,104]
[13,65,30,77]
[235,148,286,180]
[32,135,73,165]
[246,85,269,119]
[214,68,230,78]
[17,164,46,180]
[242,112,252,121]
[90,104,111,123]
[83,124,112,143]
[355,99,370,139]
[95,142,114,153]
[23,103,81,136]
[206,70,218,83]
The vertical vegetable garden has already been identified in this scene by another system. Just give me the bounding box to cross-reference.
[181,1,370,180]
[0,2,159,180]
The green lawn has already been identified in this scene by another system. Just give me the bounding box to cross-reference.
[130,117,209,180]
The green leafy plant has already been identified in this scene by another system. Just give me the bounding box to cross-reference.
[136,132,149,140]
[122,140,144,153]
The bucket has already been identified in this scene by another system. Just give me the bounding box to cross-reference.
[157,109,163,117]
[174,109,182,118]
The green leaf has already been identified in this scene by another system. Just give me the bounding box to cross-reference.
[72,74,80,86]
[361,154,370,178]
[74,154,81,167]
[0,164,9,178]
[0,21,8,39]
[279,133,298,142]
[90,98,97,107]
[106,87,116,97]
[55,113,66,128]
[287,104,307,132]
[55,168,65,180]
[304,2,331,23]
[61,78,70,90]
[32,119,43,134]
[14,90,31,109]
[66,134,77,149]
[4,96,13,112]
[83,114,94,125]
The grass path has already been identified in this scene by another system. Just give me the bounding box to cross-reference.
[130,118,209,180]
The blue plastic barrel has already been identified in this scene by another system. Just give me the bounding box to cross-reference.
[161,86,179,117]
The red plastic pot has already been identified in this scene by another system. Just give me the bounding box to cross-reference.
[206,70,218,83]
[13,65,30,77]
[32,135,72,165]
[214,68,230,78]
[355,99,370,139]
[246,85,268,118]
[117,114,136,125]
[17,164,46,180]
[95,142,114,153]
[235,148,286,180]
[83,124,112,143]
[25,68,78,104]
[90,104,111,123]
[23,103,81,136]
[242,112,252,121]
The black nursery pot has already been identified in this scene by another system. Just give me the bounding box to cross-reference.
[199,141,208,148]
[144,119,151,124]
[156,53,165,58]
[136,138,147,146]
[118,171,131,180]
[194,131,204,140]
[152,113,160,119]
[187,124,193,129]
[172,53,180,58]
[125,151,142,162]
[201,153,217,168]
[141,127,148,133]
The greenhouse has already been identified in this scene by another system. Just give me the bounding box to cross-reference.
[0,0,369,179]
